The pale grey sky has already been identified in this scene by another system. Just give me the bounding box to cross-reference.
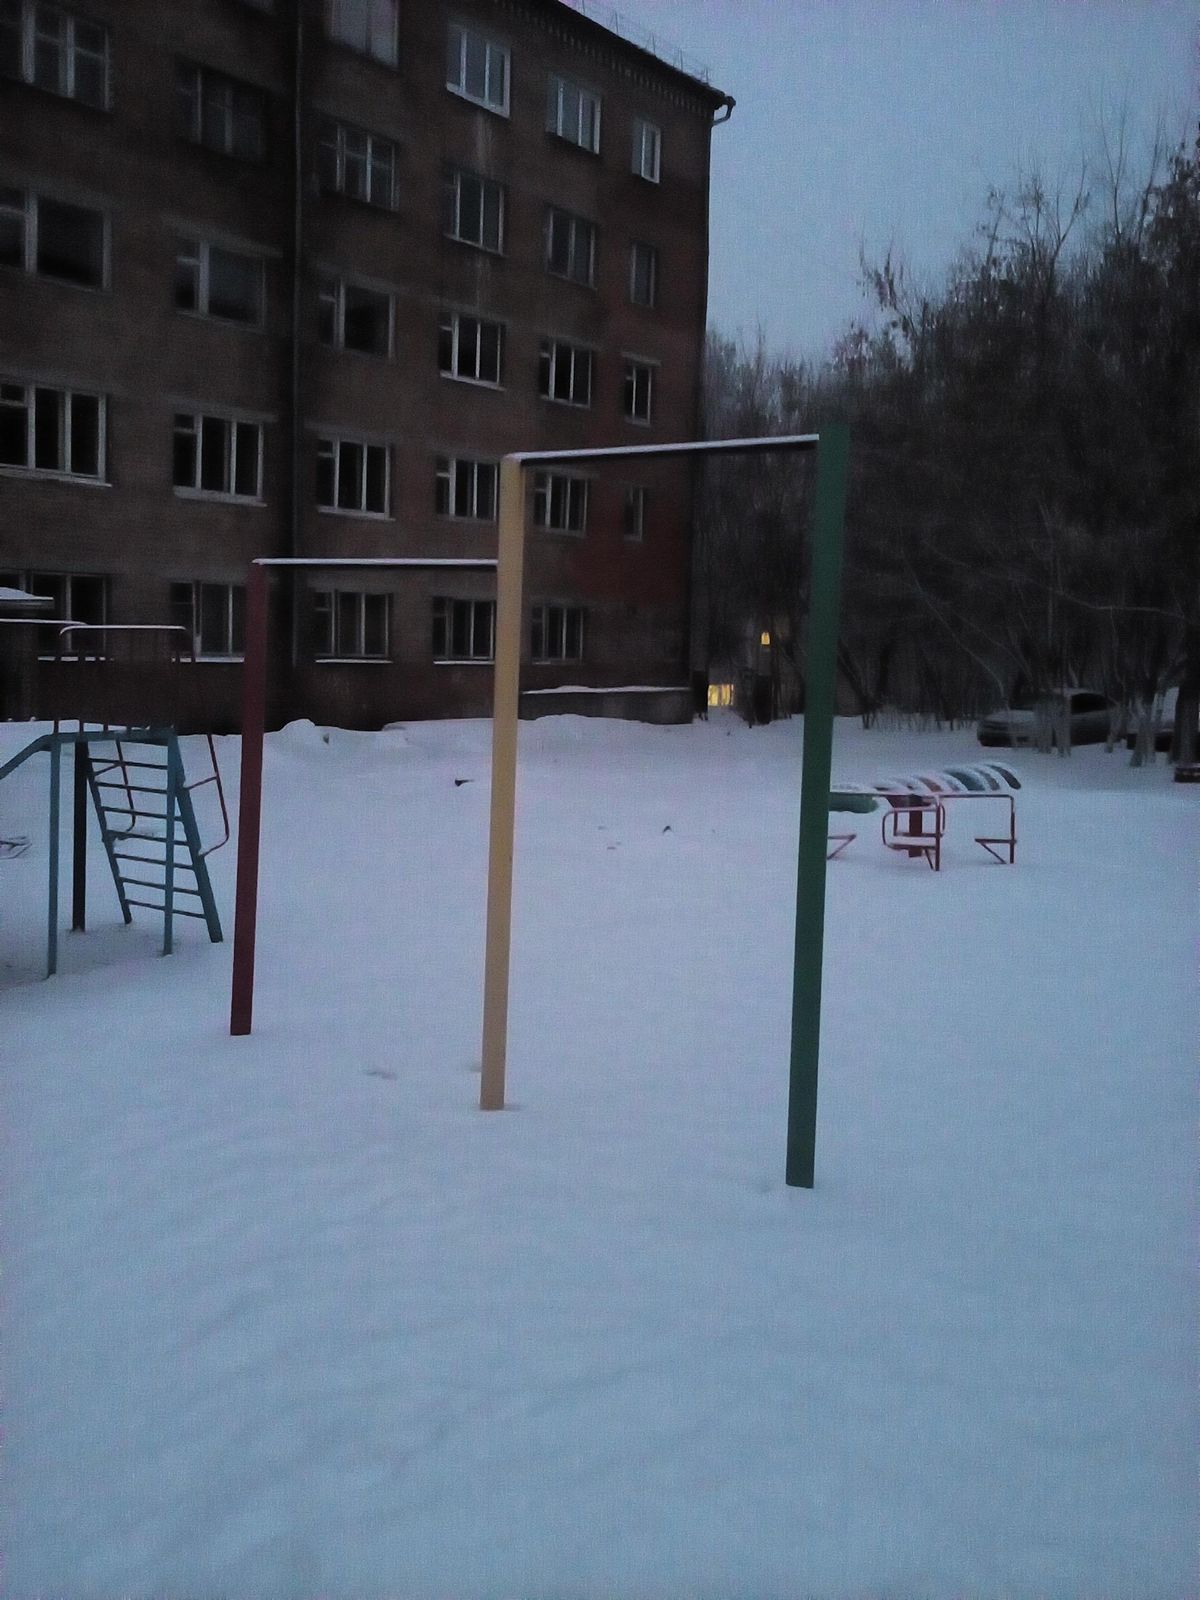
[618,0,1199,359]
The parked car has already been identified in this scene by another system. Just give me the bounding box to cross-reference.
[977,688,1115,748]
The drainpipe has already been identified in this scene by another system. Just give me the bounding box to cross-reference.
[683,93,734,711]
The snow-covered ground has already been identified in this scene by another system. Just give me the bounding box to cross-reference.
[1,713,1195,1599]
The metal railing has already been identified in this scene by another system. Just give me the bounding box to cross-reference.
[556,0,712,84]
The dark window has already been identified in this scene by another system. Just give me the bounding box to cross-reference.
[175,239,263,325]
[435,455,497,520]
[438,311,503,385]
[313,589,389,658]
[623,360,654,423]
[1,3,109,107]
[326,0,397,64]
[316,119,396,208]
[630,242,658,308]
[316,436,389,514]
[173,413,262,499]
[532,471,588,535]
[538,339,592,407]
[623,485,646,542]
[176,62,265,159]
[632,117,661,182]
[34,196,104,285]
[546,74,600,151]
[531,603,584,662]
[432,596,494,661]
[446,23,508,113]
[169,582,244,658]
[442,167,504,252]
[0,381,102,477]
[545,207,595,286]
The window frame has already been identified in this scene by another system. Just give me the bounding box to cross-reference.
[532,469,589,537]
[0,187,109,289]
[623,484,647,542]
[546,72,601,153]
[315,118,398,210]
[174,237,265,327]
[1,2,110,109]
[315,433,391,517]
[632,117,661,182]
[438,309,505,387]
[623,358,656,425]
[538,337,593,409]
[172,410,264,503]
[312,588,390,661]
[544,205,596,287]
[530,601,585,663]
[316,273,393,357]
[445,21,509,116]
[435,453,499,521]
[325,0,398,67]
[175,60,266,161]
[629,241,658,309]
[442,165,505,254]
[432,595,495,663]
[170,580,246,661]
[0,378,107,481]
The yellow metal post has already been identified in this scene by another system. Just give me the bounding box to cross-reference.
[480,456,527,1109]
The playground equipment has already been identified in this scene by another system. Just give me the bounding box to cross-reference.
[828,763,1020,870]
[226,434,848,1192]
[0,625,228,976]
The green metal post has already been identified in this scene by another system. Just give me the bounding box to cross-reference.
[786,421,850,1189]
[47,735,61,977]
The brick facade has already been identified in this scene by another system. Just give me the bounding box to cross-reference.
[0,0,730,728]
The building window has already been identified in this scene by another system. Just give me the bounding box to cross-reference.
[174,239,264,325]
[532,470,587,535]
[173,412,262,500]
[176,62,265,159]
[0,380,104,478]
[170,581,245,659]
[445,22,508,114]
[435,454,497,520]
[0,188,106,287]
[632,117,661,182]
[630,242,657,308]
[538,339,592,408]
[545,206,596,286]
[531,603,584,663]
[433,596,494,662]
[438,311,503,386]
[623,484,646,542]
[546,74,600,152]
[317,276,392,355]
[0,2,109,107]
[3,569,106,628]
[315,435,389,515]
[313,590,389,659]
[316,119,397,209]
[325,0,397,65]
[442,167,504,252]
[623,359,655,423]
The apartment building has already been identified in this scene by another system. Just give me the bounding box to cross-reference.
[0,0,731,726]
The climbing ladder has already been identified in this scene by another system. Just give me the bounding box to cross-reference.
[79,731,226,953]
[0,726,228,976]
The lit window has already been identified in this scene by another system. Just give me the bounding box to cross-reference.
[532,471,588,535]
[445,23,508,114]
[173,412,262,500]
[315,435,389,515]
[546,74,600,152]
[538,339,592,408]
[708,682,735,709]
[438,310,504,385]
[435,455,498,520]
[545,206,596,286]
[442,167,504,252]
[531,603,584,662]
[632,117,661,182]
[0,380,104,479]
[432,596,494,661]
[326,0,397,65]
[0,3,109,108]
[316,120,397,208]
[313,590,389,659]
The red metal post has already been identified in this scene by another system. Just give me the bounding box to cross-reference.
[229,562,270,1035]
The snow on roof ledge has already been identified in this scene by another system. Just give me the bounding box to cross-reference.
[0,586,52,608]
